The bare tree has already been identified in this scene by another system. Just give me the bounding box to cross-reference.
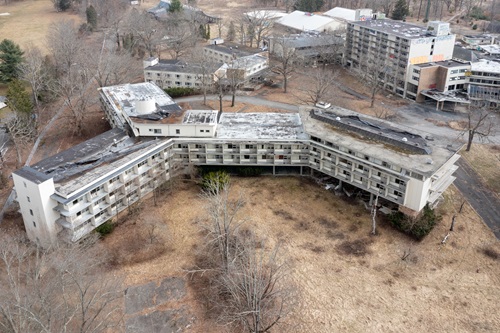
[127,9,164,57]
[461,106,497,151]
[356,54,389,108]
[271,39,296,93]
[18,44,47,111]
[47,20,83,77]
[243,11,275,49]
[91,37,142,87]
[226,59,248,107]
[6,116,36,167]
[213,70,228,113]
[142,213,168,244]
[297,67,339,105]
[219,240,292,333]
[189,48,221,105]
[200,177,246,272]
[164,22,198,60]
[0,233,123,333]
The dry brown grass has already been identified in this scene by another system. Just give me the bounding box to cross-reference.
[0,0,82,54]
[460,144,500,194]
[96,176,500,333]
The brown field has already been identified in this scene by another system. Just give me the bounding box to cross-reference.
[102,177,500,333]
[461,144,500,194]
[0,0,82,53]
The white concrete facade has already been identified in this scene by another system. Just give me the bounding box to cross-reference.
[13,106,460,247]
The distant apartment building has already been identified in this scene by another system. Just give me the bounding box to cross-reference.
[467,59,500,108]
[143,57,226,90]
[345,19,456,98]
[203,43,269,80]
[13,82,461,247]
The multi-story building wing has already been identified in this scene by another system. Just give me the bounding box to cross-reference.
[143,58,226,90]
[13,84,461,247]
[406,60,470,108]
[467,60,500,108]
[345,19,455,98]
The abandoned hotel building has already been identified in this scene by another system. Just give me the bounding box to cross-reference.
[13,83,461,246]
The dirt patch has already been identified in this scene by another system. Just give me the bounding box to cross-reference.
[336,237,374,257]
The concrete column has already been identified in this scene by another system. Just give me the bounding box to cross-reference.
[369,193,374,206]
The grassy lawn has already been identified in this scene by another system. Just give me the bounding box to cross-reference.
[0,0,81,54]
[461,144,500,194]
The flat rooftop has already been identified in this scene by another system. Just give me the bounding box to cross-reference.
[100,82,217,125]
[414,59,469,68]
[276,10,337,32]
[351,19,436,39]
[145,59,224,74]
[204,42,264,58]
[471,59,500,73]
[300,106,461,177]
[217,113,307,140]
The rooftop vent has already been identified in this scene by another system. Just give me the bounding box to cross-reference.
[335,117,341,121]
[402,137,408,142]
[426,158,434,165]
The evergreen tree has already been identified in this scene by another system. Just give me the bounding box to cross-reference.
[227,21,236,41]
[6,79,33,117]
[0,39,24,83]
[169,0,183,13]
[391,0,409,20]
[294,0,324,12]
[53,0,72,12]
[86,5,98,31]
[206,25,211,40]
[199,24,207,39]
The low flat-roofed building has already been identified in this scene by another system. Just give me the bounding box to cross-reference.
[462,34,498,46]
[13,102,461,247]
[275,10,344,33]
[323,7,373,22]
[268,33,344,65]
[143,58,226,90]
[203,42,268,64]
[99,82,218,137]
[406,59,470,107]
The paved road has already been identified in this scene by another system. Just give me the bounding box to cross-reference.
[454,159,500,239]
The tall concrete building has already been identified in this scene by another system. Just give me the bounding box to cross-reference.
[345,19,456,98]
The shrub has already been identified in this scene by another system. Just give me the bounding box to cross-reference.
[201,170,230,193]
[469,6,487,20]
[388,205,441,240]
[95,221,114,236]
[237,167,262,177]
[164,87,197,98]
[472,24,478,30]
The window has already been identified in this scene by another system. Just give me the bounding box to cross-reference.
[154,129,162,134]
[33,221,36,227]
[30,209,33,216]
[200,129,204,132]
[176,129,180,134]
[24,182,27,188]
[27,196,30,202]
[176,74,181,78]
[175,81,181,86]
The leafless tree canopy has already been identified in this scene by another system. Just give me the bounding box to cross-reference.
[17,44,48,110]
[0,233,123,333]
[271,38,296,93]
[297,66,339,105]
[191,176,294,332]
[461,106,497,151]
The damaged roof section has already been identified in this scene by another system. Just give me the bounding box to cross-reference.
[217,113,308,140]
[25,128,165,198]
[310,109,432,155]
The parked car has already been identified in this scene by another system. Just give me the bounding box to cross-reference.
[315,101,331,109]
